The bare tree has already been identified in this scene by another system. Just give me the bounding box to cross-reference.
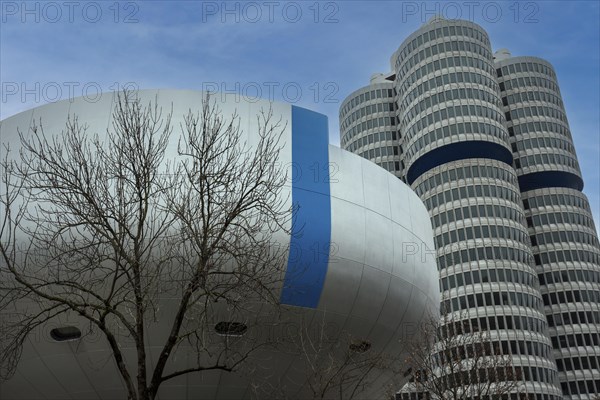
[251,316,407,400]
[0,91,292,400]
[400,311,525,400]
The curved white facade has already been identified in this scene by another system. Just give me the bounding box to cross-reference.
[0,90,439,399]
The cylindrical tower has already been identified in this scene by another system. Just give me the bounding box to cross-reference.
[340,74,402,178]
[394,18,562,398]
[495,52,600,399]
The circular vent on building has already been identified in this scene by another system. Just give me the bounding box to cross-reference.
[349,339,371,353]
[214,322,248,337]
[50,326,81,342]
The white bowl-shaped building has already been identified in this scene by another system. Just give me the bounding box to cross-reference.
[0,90,439,399]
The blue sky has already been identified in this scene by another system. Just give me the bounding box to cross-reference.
[1,0,598,229]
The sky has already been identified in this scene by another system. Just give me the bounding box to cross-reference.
[1,0,599,229]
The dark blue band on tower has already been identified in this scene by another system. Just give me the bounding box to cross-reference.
[518,171,584,192]
[281,106,331,308]
[406,141,514,184]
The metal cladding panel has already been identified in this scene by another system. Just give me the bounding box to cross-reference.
[0,371,43,399]
[364,211,395,274]
[313,258,363,317]
[28,100,73,137]
[323,146,438,305]
[361,156,392,216]
[56,92,116,136]
[0,109,33,156]
[377,274,415,331]
[321,145,439,352]
[328,196,366,265]
[350,265,392,320]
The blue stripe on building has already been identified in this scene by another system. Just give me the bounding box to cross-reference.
[405,140,514,184]
[518,171,584,192]
[280,106,331,308]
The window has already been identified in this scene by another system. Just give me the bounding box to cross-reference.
[50,326,82,342]
[215,322,248,336]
